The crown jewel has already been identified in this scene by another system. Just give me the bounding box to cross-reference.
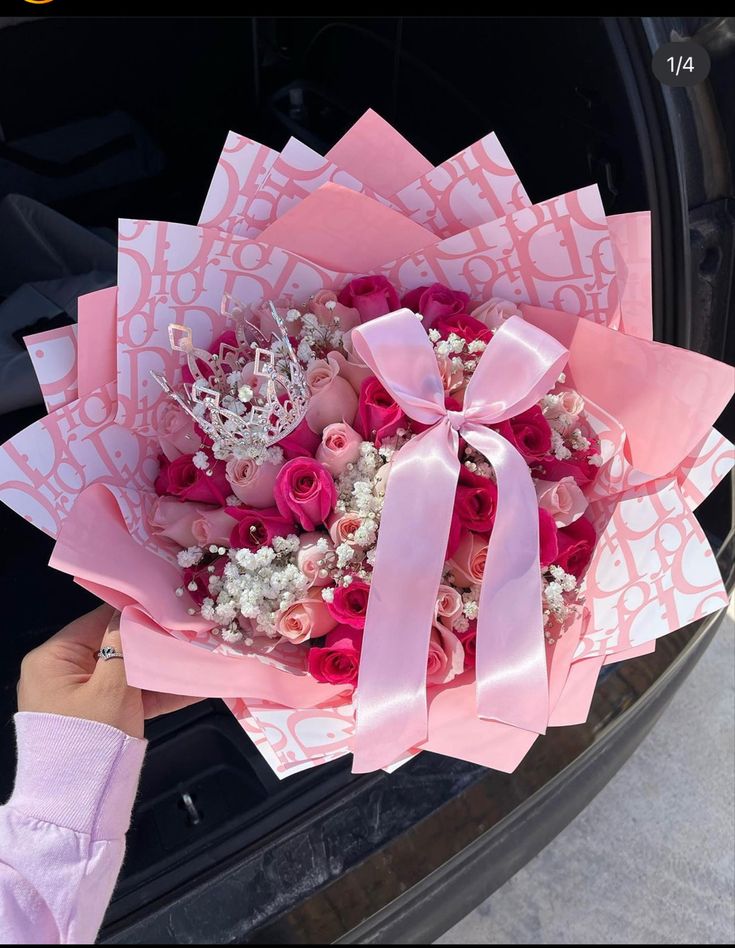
[152,299,309,463]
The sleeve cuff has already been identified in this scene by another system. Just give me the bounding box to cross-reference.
[9,712,147,840]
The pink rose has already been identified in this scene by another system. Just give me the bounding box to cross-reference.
[355,376,407,447]
[544,390,585,420]
[535,476,588,527]
[276,590,337,644]
[183,556,227,606]
[401,283,469,328]
[297,532,336,587]
[274,458,337,531]
[305,356,359,434]
[537,452,598,487]
[471,297,522,331]
[329,343,372,396]
[149,496,201,548]
[316,422,363,477]
[337,275,400,321]
[326,580,370,629]
[495,406,552,462]
[191,508,237,548]
[455,622,477,670]
[454,469,498,533]
[225,457,281,508]
[182,330,238,384]
[448,530,488,587]
[309,289,361,331]
[156,402,200,461]
[155,454,230,505]
[307,626,363,686]
[433,313,492,344]
[328,512,364,547]
[539,507,559,568]
[435,584,463,625]
[426,625,465,685]
[278,416,321,460]
[555,516,597,579]
[436,354,465,396]
[225,505,294,551]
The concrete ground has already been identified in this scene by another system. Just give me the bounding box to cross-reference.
[438,600,735,945]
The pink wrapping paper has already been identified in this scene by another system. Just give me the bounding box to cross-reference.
[26,325,79,413]
[1,111,731,778]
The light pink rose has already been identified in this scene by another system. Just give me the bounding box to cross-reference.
[225,457,281,508]
[309,289,361,332]
[305,356,359,434]
[426,625,465,685]
[316,422,363,477]
[535,476,588,527]
[448,530,488,587]
[330,340,373,395]
[436,353,465,396]
[275,590,338,644]
[156,402,200,461]
[471,297,523,332]
[297,531,336,587]
[148,496,200,547]
[435,584,463,625]
[191,508,237,548]
[544,390,585,419]
[327,511,364,547]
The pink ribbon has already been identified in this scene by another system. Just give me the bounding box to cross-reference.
[349,310,568,772]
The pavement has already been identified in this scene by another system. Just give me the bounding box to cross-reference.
[437,599,735,945]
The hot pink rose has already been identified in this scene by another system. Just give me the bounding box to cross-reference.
[555,516,597,579]
[183,556,227,606]
[538,507,559,568]
[276,590,337,644]
[326,579,370,629]
[471,297,522,331]
[537,452,598,487]
[435,584,463,625]
[455,622,477,670]
[225,457,281,508]
[328,512,364,547]
[309,289,360,331]
[297,532,336,588]
[495,405,552,462]
[156,402,200,461]
[433,313,492,344]
[535,476,588,527]
[316,422,363,477]
[401,283,469,328]
[274,458,337,531]
[454,469,498,533]
[278,416,321,460]
[307,626,363,686]
[226,505,294,551]
[448,530,488,587]
[337,275,400,321]
[426,626,465,685]
[356,376,407,447]
[446,509,463,560]
[155,454,230,505]
[305,356,359,434]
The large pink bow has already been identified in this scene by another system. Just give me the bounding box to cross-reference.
[349,310,568,772]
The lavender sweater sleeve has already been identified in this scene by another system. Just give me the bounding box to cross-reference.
[0,713,146,945]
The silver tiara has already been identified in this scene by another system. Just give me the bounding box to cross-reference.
[152,298,309,460]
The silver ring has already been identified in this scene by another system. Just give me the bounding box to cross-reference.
[96,646,124,661]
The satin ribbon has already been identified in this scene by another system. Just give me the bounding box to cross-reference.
[349,310,568,772]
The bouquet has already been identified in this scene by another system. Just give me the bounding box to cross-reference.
[2,110,732,777]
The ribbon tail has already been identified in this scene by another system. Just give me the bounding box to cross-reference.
[351,422,460,773]
[463,424,549,735]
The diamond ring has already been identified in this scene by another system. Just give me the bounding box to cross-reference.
[95,646,124,661]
